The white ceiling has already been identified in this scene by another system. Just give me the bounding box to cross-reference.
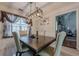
[0,2,49,10]
[0,2,78,17]
[0,2,50,16]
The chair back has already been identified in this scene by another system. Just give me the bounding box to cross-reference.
[54,31,66,56]
[12,32,22,52]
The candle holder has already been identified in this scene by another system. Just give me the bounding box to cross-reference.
[36,30,38,40]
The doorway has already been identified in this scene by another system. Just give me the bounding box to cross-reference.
[56,11,76,49]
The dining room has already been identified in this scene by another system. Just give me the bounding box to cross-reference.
[0,2,79,56]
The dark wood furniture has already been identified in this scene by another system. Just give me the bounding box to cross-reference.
[20,35,55,56]
[63,36,76,49]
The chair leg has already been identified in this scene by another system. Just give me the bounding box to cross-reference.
[16,52,18,56]
[19,52,22,56]
[32,52,38,56]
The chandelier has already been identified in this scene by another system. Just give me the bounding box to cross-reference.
[27,2,49,26]
[26,2,49,40]
[28,2,43,18]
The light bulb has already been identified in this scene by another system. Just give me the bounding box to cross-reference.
[37,13,40,16]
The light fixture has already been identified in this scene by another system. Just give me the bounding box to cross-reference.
[27,2,49,40]
[28,2,43,18]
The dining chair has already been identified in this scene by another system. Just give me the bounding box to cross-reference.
[39,31,66,56]
[12,32,29,56]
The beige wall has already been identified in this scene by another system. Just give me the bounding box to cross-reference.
[31,16,56,37]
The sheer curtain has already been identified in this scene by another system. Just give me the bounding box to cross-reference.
[1,12,29,38]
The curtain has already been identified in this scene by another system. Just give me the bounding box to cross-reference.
[1,12,18,23]
[0,11,32,25]
[0,11,32,38]
[1,12,18,37]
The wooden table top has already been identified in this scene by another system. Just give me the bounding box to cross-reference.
[20,35,55,52]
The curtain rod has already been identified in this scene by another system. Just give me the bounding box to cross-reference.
[0,10,28,20]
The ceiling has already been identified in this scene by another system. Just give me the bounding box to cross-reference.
[0,2,49,8]
[0,2,50,14]
[0,2,78,17]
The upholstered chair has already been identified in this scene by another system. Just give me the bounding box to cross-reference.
[12,32,29,56]
[39,31,66,56]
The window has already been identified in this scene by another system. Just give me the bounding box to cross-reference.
[3,17,28,37]
[12,17,28,32]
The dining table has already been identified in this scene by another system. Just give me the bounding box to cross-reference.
[20,35,55,56]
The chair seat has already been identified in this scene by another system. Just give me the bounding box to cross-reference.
[50,41,56,48]
[39,46,54,56]
[22,48,29,52]
[39,41,56,56]
[21,43,29,52]
[39,51,50,56]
